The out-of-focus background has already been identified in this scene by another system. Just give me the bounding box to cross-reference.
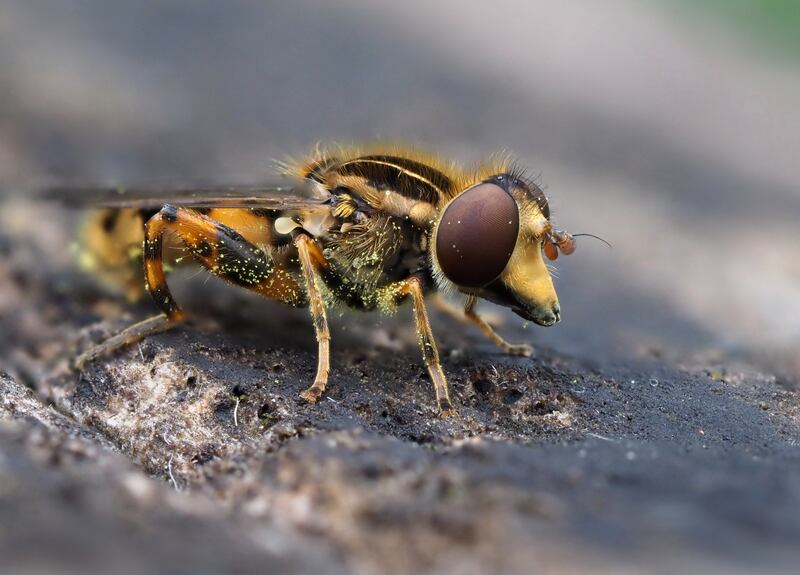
[1,2,800,574]
[2,0,799,368]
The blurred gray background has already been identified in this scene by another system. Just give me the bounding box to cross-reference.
[1,0,799,369]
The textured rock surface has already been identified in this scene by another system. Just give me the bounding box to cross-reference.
[0,373,345,575]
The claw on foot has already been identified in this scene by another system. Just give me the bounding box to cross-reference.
[506,343,534,357]
[300,384,324,404]
[437,398,457,417]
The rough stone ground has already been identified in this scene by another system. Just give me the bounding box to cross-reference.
[1,201,799,575]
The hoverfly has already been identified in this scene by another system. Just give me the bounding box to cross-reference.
[54,145,581,415]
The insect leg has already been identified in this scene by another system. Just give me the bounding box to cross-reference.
[464,296,534,357]
[433,294,533,357]
[74,313,172,370]
[390,277,454,416]
[293,234,331,403]
[72,206,190,369]
[76,205,304,369]
[143,205,304,314]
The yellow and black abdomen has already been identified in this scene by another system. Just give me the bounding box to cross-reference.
[78,208,149,301]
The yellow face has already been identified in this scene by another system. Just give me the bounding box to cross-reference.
[491,234,560,326]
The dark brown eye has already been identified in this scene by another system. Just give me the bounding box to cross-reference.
[435,183,519,288]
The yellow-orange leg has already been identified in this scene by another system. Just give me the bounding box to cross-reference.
[294,234,331,404]
[143,205,304,320]
[434,294,533,357]
[396,278,454,416]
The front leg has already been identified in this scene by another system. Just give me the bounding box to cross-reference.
[433,294,533,357]
[385,277,454,416]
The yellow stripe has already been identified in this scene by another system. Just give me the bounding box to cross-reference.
[339,158,445,198]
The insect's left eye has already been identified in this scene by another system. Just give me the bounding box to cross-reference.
[435,182,520,288]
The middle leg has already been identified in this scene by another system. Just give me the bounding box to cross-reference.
[294,233,332,403]
[383,277,454,415]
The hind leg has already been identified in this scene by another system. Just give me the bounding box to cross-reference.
[142,205,304,317]
[75,204,304,368]
[74,313,173,370]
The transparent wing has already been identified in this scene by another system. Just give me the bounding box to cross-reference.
[41,182,328,211]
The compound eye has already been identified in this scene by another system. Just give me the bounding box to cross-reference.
[435,182,520,288]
